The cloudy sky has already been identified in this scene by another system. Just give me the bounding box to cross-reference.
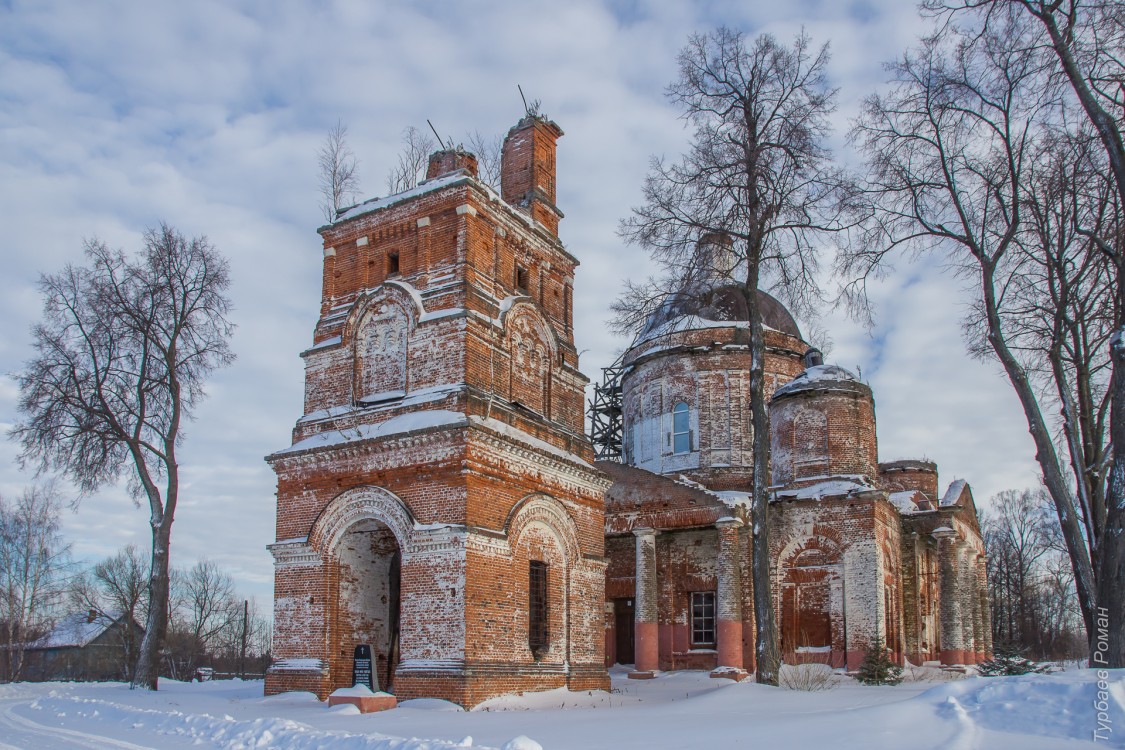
[0,0,1041,604]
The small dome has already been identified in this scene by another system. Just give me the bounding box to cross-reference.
[639,286,802,340]
[772,364,868,399]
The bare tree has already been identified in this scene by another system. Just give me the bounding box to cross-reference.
[617,28,850,685]
[0,481,69,682]
[467,130,503,190]
[318,119,361,222]
[385,125,436,195]
[983,489,1087,659]
[70,544,148,679]
[928,0,1125,669]
[846,3,1125,664]
[164,560,242,679]
[12,224,235,689]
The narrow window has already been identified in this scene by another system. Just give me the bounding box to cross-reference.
[672,402,691,454]
[529,561,549,657]
[515,265,529,294]
[691,591,716,647]
[387,251,400,276]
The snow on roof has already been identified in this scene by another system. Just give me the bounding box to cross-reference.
[941,479,969,507]
[772,364,864,399]
[468,416,593,468]
[774,478,873,501]
[332,173,468,224]
[889,491,922,514]
[713,490,752,510]
[29,612,125,650]
[276,410,469,456]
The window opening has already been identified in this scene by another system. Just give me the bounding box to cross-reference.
[691,591,716,647]
[529,560,549,657]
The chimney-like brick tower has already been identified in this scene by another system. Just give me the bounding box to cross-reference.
[501,115,564,235]
[426,148,478,180]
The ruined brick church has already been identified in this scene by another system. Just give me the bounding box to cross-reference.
[265,113,989,706]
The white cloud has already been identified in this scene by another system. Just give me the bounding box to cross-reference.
[0,0,1043,605]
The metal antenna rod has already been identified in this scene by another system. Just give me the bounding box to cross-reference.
[518,84,530,115]
[427,119,450,150]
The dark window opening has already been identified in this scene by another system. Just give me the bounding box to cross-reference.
[691,591,716,647]
[387,252,400,276]
[515,265,529,294]
[529,560,549,658]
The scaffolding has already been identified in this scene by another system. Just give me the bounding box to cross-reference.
[587,356,626,461]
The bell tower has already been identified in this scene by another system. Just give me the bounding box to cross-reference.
[265,115,610,707]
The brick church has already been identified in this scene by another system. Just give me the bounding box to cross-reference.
[265,113,989,706]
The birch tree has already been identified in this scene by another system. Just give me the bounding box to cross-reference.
[0,482,69,682]
[318,120,361,222]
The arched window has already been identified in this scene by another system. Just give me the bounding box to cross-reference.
[672,402,691,454]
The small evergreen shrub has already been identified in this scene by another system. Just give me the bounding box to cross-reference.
[976,642,1049,676]
[855,638,903,686]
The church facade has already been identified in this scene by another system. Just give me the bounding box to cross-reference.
[265,113,989,707]
[600,281,990,677]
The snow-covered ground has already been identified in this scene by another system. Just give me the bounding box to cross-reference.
[0,665,1120,749]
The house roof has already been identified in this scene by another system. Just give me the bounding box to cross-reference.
[27,612,129,650]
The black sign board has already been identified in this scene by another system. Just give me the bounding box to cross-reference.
[352,644,375,691]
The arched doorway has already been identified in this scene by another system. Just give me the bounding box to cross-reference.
[334,518,403,692]
[779,536,841,666]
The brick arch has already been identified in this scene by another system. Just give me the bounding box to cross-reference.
[308,485,417,557]
[505,494,580,564]
[341,280,423,344]
[778,530,844,570]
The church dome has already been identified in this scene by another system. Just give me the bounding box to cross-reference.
[638,285,802,341]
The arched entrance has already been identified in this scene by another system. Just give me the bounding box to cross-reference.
[334,517,402,692]
[778,534,842,667]
[310,486,416,695]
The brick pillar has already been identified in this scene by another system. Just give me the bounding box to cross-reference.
[971,553,985,663]
[712,518,746,679]
[631,528,659,678]
[938,536,964,665]
[978,555,992,658]
[958,545,977,664]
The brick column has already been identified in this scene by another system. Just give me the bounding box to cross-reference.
[958,545,977,664]
[630,528,659,678]
[978,555,992,658]
[938,535,964,665]
[711,518,747,680]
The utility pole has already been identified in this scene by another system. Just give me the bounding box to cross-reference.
[239,600,248,679]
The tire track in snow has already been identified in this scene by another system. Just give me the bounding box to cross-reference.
[0,699,159,750]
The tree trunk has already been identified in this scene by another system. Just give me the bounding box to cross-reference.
[980,261,1098,643]
[1033,0,1125,669]
[132,517,172,690]
[745,271,780,686]
[1097,331,1125,667]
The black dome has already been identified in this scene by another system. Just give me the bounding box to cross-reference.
[640,285,802,340]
